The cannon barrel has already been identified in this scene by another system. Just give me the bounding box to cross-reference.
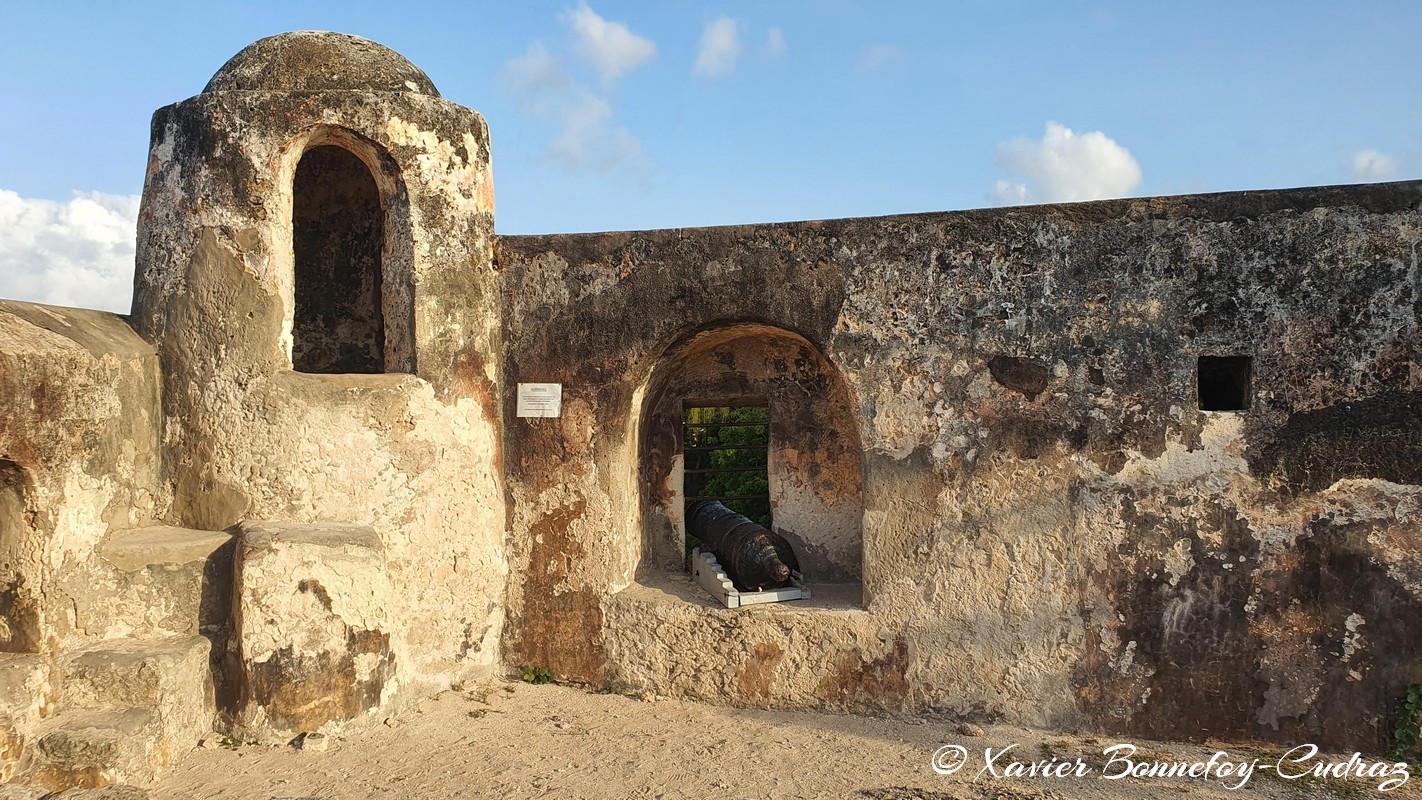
[687,500,800,592]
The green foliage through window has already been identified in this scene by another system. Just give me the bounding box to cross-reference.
[1392,683,1422,761]
[683,405,772,531]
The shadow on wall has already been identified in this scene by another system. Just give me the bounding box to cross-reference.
[637,323,865,587]
[0,460,40,652]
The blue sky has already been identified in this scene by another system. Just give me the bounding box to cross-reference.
[1,1,1419,311]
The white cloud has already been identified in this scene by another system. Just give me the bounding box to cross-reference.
[989,181,1031,206]
[0,189,137,313]
[766,27,786,58]
[694,17,742,78]
[544,91,645,174]
[503,41,571,114]
[500,7,655,174]
[561,1,657,85]
[1350,149,1400,182]
[990,122,1142,205]
[500,42,646,174]
[856,43,902,73]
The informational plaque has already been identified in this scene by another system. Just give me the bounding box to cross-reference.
[516,383,563,418]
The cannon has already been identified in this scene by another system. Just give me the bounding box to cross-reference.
[686,500,800,592]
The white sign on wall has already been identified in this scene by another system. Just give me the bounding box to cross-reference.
[516,383,563,418]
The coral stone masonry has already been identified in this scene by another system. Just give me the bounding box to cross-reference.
[0,30,1419,790]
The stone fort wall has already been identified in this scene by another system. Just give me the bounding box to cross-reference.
[499,184,1422,748]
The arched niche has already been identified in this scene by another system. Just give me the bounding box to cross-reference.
[284,128,415,374]
[0,460,40,652]
[637,323,864,585]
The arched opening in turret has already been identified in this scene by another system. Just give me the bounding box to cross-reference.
[292,144,387,374]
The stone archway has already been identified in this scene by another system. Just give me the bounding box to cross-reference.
[637,323,865,584]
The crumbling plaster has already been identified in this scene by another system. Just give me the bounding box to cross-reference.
[0,301,163,651]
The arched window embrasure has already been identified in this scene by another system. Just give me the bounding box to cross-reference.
[290,142,411,374]
[637,324,865,603]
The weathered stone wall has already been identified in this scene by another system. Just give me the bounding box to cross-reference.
[498,181,1422,750]
[227,522,398,741]
[0,301,164,650]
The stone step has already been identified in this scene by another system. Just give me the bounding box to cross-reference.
[8,637,214,791]
[99,527,233,574]
[27,708,162,789]
[0,653,53,729]
[229,521,397,742]
[72,527,234,640]
[0,653,54,783]
[62,637,212,725]
[0,785,149,799]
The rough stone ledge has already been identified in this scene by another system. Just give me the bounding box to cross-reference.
[236,522,384,555]
[62,636,211,713]
[98,528,232,573]
[626,573,867,614]
[29,707,161,788]
[0,785,149,800]
[0,654,54,729]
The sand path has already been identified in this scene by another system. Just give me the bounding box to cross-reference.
[149,681,1418,799]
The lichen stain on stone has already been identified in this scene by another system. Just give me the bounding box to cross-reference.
[530,501,588,579]
[817,639,910,709]
[736,643,784,699]
[1260,518,1422,749]
[1074,496,1263,742]
[506,499,608,683]
[992,415,1079,461]
[1247,390,1422,493]
[28,765,106,792]
[511,587,605,685]
[449,347,502,474]
[243,626,395,733]
[987,355,1049,399]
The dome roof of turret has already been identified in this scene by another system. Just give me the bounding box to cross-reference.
[203,31,439,96]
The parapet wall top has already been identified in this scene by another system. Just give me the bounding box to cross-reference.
[202,30,440,96]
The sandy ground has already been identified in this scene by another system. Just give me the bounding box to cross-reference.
[149,681,1420,800]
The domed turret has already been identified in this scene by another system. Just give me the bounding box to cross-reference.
[131,31,500,741]
[202,31,440,95]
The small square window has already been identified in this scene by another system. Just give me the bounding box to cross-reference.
[1198,356,1252,412]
